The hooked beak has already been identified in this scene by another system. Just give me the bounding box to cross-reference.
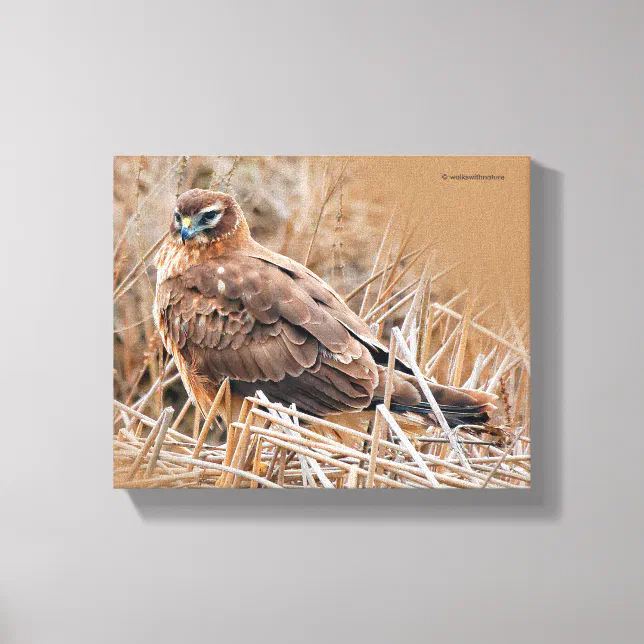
[180,217,197,242]
[181,226,197,242]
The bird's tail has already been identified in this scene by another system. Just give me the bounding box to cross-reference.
[374,369,498,429]
[389,400,492,427]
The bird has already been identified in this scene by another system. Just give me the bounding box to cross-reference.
[153,189,495,441]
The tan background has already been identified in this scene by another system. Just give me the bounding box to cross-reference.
[346,156,530,315]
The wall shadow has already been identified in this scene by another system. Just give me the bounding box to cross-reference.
[128,160,563,522]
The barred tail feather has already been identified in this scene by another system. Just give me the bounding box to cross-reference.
[388,400,492,427]
[382,373,498,428]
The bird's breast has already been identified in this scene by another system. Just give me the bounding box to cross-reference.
[154,241,205,283]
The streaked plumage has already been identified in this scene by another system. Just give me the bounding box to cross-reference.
[154,189,494,430]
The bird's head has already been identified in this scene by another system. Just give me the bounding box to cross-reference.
[171,189,245,245]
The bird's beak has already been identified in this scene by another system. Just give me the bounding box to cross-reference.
[180,217,196,242]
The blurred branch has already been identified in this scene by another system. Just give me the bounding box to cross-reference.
[304,160,348,267]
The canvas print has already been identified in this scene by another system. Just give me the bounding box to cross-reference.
[114,156,530,489]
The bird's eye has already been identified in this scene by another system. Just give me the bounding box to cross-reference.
[201,210,221,222]
[174,212,181,222]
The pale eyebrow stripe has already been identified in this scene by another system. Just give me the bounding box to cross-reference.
[198,203,223,215]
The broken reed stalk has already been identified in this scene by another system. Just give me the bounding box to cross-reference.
[504,296,531,376]
[345,249,422,303]
[126,411,165,479]
[130,359,176,415]
[382,219,417,295]
[366,413,385,488]
[230,408,257,488]
[221,392,241,469]
[481,426,527,489]
[251,436,264,489]
[186,379,228,473]
[332,184,346,295]
[256,391,332,488]
[304,161,347,267]
[372,288,418,326]
[369,264,458,327]
[383,332,398,410]
[391,327,473,472]
[144,407,174,477]
[451,292,472,387]
[374,242,395,315]
[431,289,468,333]
[217,399,251,487]
[365,278,420,322]
[431,302,530,362]
[419,298,435,371]
[400,257,432,340]
[366,244,429,317]
[359,209,396,316]
[377,406,440,487]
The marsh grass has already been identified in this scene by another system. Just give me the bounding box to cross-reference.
[113,156,530,489]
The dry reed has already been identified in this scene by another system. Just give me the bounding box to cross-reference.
[113,156,530,489]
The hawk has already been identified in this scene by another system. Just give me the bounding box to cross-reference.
[154,189,494,435]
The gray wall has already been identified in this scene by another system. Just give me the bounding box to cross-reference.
[1,1,642,642]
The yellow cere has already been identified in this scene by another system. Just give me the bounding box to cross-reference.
[182,218,191,228]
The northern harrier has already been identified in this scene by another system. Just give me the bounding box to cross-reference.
[154,189,494,434]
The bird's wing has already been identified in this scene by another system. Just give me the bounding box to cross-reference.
[242,243,497,415]
[155,252,378,415]
[245,240,389,354]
